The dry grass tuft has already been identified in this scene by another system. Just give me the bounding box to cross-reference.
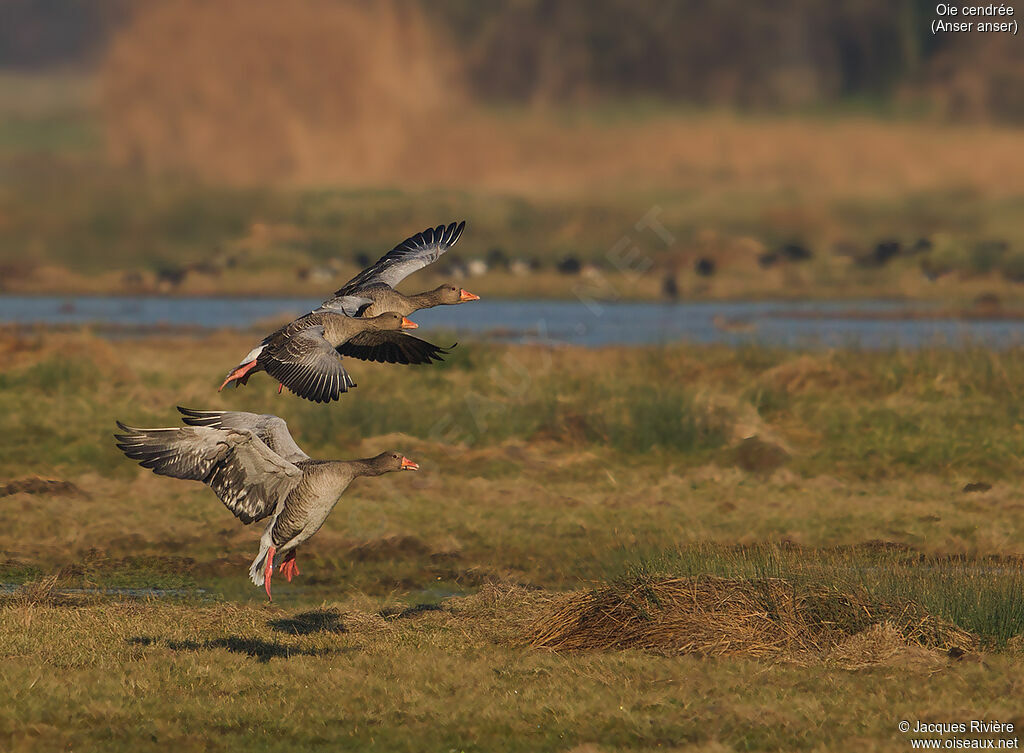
[726,436,790,474]
[760,355,851,395]
[825,621,947,671]
[9,575,61,606]
[0,477,86,498]
[440,584,558,643]
[4,575,99,609]
[526,576,976,661]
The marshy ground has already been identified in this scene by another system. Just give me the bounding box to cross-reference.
[1,329,1022,751]
[5,14,1024,751]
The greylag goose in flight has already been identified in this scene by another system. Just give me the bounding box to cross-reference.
[115,407,419,600]
[317,221,480,317]
[220,311,448,403]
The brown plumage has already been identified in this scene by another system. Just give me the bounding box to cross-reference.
[220,311,449,403]
[114,407,419,600]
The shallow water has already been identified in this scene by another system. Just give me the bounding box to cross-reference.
[0,582,207,598]
[2,295,1024,349]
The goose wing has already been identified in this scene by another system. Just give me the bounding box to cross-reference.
[335,330,452,365]
[261,327,355,403]
[332,221,466,296]
[314,294,374,317]
[114,423,302,524]
[176,407,310,463]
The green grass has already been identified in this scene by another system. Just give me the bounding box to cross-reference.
[7,335,1024,482]
[0,114,98,155]
[2,334,1024,751]
[1,332,1023,588]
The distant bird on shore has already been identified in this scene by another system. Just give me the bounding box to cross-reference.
[115,407,419,600]
[712,315,757,334]
[220,311,448,403]
[317,221,479,317]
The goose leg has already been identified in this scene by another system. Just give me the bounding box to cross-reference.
[278,383,284,394]
[264,546,276,601]
[219,360,257,391]
[279,550,300,582]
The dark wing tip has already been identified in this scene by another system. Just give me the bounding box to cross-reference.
[436,221,465,249]
[177,406,222,427]
[449,220,466,246]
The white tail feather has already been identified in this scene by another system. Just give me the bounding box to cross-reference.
[241,344,265,364]
[226,345,265,380]
[249,537,273,586]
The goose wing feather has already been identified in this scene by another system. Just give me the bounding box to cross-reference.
[114,423,302,524]
[176,407,310,463]
[335,330,452,365]
[332,221,465,297]
[261,327,355,403]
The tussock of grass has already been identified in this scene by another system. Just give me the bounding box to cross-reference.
[0,477,85,497]
[614,543,1024,648]
[526,574,976,662]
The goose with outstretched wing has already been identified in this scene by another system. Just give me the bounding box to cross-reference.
[115,407,419,600]
[219,311,448,403]
[317,221,479,318]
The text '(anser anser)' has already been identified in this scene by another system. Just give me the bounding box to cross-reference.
[115,407,419,600]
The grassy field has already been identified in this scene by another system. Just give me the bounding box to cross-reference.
[1,328,1023,751]
[3,69,1024,751]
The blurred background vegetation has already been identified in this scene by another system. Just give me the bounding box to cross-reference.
[4,0,1021,117]
[2,0,1024,300]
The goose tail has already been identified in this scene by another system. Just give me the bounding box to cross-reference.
[220,345,265,391]
[249,536,273,587]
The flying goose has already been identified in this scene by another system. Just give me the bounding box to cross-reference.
[115,407,419,600]
[220,311,449,403]
[317,221,480,317]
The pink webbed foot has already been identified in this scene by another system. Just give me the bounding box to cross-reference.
[279,551,300,582]
[219,360,258,392]
[264,546,276,601]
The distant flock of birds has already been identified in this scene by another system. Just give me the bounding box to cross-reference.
[115,222,479,599]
